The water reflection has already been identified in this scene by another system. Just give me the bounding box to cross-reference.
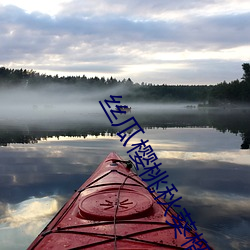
[0,196,62,250]
[1,196,59,228]
[0,107,250,149]
[0,108,250,249]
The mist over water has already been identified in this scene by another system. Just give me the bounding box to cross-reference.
[0,84,199,124]
[0,85,101,122]
[0,84,250,249]
[1,84,250,149]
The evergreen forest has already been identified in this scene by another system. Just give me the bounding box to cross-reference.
[0,63,250,105]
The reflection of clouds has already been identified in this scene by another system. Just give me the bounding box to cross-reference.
[45,148,65,158]
[0,196,61,250]
[179,188,250,215]
[131,127,243,152]
[3,137,122,178]
[38,135,121,165]
[0,202,7,218]
[0,128,248,249]
[147,142,186,150]
[157,150,250,166]
[176,188,250,249]
[0,138,128,204]
[0,196,59,230]
[43,134,119,142]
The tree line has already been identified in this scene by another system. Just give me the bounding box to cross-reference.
[0,63,249,104]
[208,63,250,105]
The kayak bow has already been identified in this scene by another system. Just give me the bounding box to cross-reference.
[28,152,212,249]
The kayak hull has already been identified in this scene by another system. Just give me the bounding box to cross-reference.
[28,152,211,249]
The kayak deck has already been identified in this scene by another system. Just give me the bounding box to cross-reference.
[28,152,212,249]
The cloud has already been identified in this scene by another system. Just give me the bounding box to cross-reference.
[58,0,239,19]
[4,5,248,49]
[0,1,250,84]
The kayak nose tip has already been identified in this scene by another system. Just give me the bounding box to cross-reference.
[110,162,118,166]
[107,159,134,170]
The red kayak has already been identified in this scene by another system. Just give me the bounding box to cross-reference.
[28,152,212,249]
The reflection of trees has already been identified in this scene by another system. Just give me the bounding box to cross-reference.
[0,123,120,146]
[133,109,250,149]
[0,109,250,149]
[241,133,250,149]
[0,131,38,146]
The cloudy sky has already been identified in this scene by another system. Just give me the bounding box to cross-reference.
[0,0,250,85]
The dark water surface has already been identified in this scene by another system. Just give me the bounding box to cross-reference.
[0,105,250,249]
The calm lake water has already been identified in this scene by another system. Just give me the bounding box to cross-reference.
[0,103,250,250]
